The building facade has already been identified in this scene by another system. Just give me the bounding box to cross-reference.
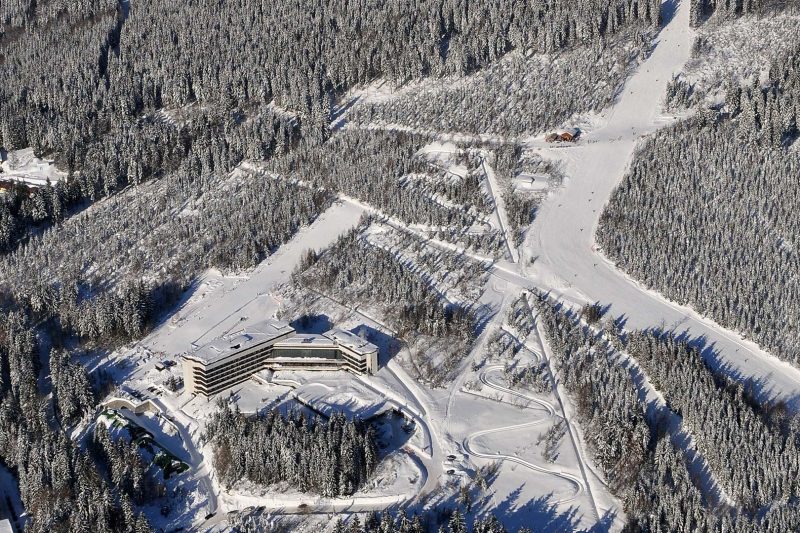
[182,319,379,397]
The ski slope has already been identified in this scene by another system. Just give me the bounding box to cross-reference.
[141,199,365,356]
[522,0,800,404]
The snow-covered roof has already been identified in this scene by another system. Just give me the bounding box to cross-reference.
[323,328,378,356]
[273,333,336,348]
[0,147,67,187]
[562,127,580,136]
[183,322,377,366]
[186,319,295,365]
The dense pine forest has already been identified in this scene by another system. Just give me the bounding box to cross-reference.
[205,405,378,497]
[623,331,800,513]
[0,0,662,254]
[349,30,648,137]
[689,0,800,25]
[233,509,526,533]
[330,511,522,533]
[0,312,151,532]
[534,295,800,531]
[2,0,800,529]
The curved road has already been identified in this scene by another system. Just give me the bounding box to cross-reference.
[462,367,584,504]
[193,368,436,531]
[479,366,556,418]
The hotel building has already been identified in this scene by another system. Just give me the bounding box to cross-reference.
[182,319,379,397]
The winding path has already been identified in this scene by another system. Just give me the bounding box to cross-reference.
[462,366,583,504]
[478,366,556,418]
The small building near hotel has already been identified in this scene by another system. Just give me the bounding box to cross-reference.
[182,319,379,397]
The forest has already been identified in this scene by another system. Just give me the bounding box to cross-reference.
[232,508,525,533]
[292,221,479,385]
[1,0,798,529]
[204,404,377,497]
[329,511,523,533]
[0,0,662,258]
[349,29,648,137]
[689,0,800,26]
[534,294,800,532]
[622,331,800,516]
[268,129,488,231]
[0,168,330,343]
[0,312,151,532]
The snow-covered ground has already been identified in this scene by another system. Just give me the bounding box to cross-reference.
[91,0,800,530]
[0,147,67,187]
[480,155,518,263]
[513,173,550,192]
[141,199,366,356]
[517,0,800,405]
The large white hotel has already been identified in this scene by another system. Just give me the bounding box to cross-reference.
[182,319,379,397]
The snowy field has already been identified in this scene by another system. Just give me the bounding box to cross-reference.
[142,199,366,356]
[0,147,66,187]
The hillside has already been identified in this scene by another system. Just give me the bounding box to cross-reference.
[2,1,800,532]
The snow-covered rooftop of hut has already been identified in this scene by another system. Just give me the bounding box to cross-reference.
[187,319,295,365]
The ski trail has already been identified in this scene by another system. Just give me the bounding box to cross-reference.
[522,0,800,405]
[462,367,584,505]
[480,156,519,263]
[479,366,557,417]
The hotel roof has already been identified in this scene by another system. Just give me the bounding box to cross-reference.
[186,319,295,365]
[323,328,378,356]
[273,333,336,348]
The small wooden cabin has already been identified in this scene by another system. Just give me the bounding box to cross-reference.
[544,132,560,143]
[561,128,581,142]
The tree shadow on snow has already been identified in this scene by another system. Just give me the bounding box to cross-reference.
[290,313,333,334]
[660,0,681,27]
[355,324,403,368]
[652,328,800,410]
[491,487,583,533]
[472,300,499,339]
